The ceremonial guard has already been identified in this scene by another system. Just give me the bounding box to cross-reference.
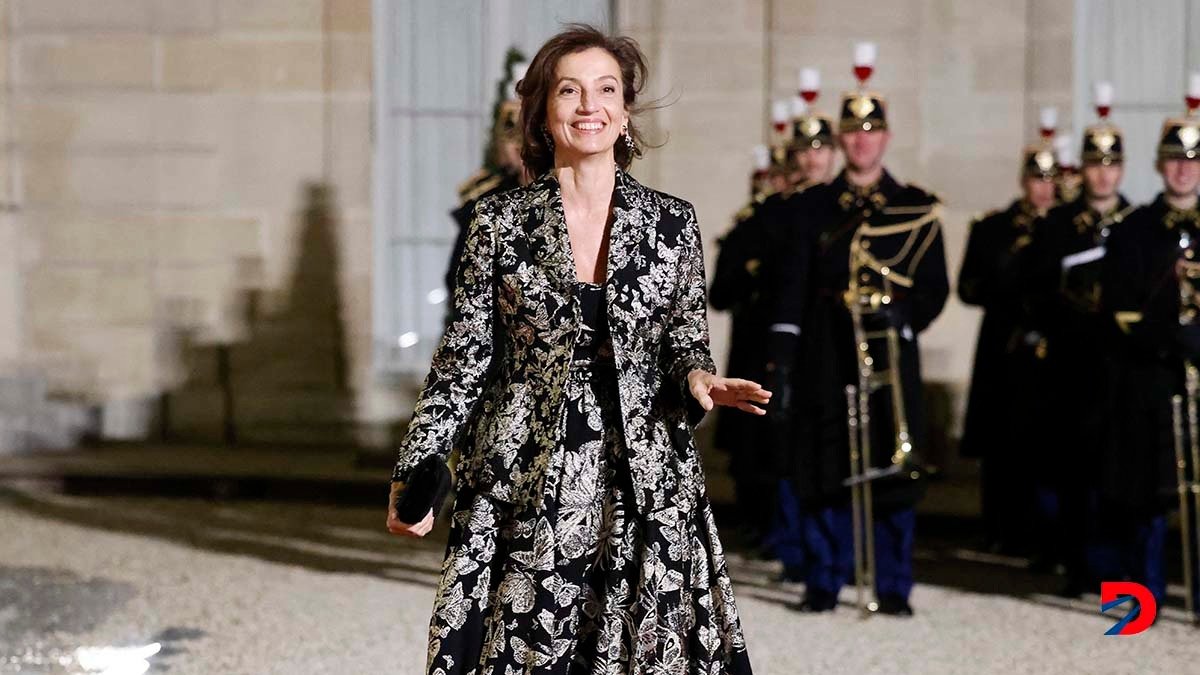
[764,100,798,195]
[1100,83,1200,614]
[444,55,530,292]
[764,68,839,579]
[710,82,835,556]
[769,44,948,615]
[958,139,1060,555]
[785,67,837,193]
[1026,82,1134,596]
[710,140,783,552]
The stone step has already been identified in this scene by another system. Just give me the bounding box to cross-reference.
[163,386,357,446]
[0,373,98,454]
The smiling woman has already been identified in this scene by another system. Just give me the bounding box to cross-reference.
[516,25,647,177]
[387,23,763,675]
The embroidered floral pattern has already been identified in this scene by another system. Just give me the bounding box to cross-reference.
[395,170,750,674]
[393,169,717,513]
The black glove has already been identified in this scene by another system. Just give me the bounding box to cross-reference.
[765,363,794,423]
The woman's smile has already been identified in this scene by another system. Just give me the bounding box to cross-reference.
[572,119,606,133]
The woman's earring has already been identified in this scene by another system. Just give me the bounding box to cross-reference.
[542,125,555,151]
[622,125,635,153]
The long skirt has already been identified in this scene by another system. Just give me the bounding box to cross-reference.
[424,364,754,675]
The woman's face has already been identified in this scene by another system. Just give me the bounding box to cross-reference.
[546,47,628,165]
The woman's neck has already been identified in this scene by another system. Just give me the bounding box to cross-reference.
[555,153,617,211]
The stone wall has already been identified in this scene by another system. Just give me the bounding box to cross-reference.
[0,0,374,444]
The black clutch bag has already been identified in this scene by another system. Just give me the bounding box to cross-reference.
[393,455,452,524]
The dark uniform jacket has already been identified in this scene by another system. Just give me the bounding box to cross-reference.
[709,184,813,456]
[394,169,718,517]
[958,200,1045,460]
[1101,194,1200,512]
[710,191,774,452]
[771,170,949,509]
[1026,195,1133,484]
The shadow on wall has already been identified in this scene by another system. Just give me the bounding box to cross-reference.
[160,182,354,448]
[0,107,96,454]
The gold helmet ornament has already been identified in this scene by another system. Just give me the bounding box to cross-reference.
[839,42,887,133]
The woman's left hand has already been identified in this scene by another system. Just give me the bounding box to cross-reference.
[687,370,772,415]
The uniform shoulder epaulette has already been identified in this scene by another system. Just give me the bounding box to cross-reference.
[456,169,493,199]
[795,179,821,194]
[462,173,504,204]
[1112,202,1137,223]
[776,180,814,201]
[734,202,757,223]
[762,191,786,207]
[881,184,942,219]
[970,207,1004,226]
[898,181,940,206]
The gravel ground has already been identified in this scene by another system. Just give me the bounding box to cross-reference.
[1,485,1198,675]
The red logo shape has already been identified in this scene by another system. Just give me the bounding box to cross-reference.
[1100,582,1157,635]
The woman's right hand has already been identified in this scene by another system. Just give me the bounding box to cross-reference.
[386,481,435,537]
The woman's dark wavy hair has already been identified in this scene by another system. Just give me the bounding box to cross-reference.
[517,24,649,176]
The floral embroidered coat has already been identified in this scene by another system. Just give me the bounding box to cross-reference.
[393,168,718,516]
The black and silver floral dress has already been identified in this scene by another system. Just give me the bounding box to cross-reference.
[426,280,753,675]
